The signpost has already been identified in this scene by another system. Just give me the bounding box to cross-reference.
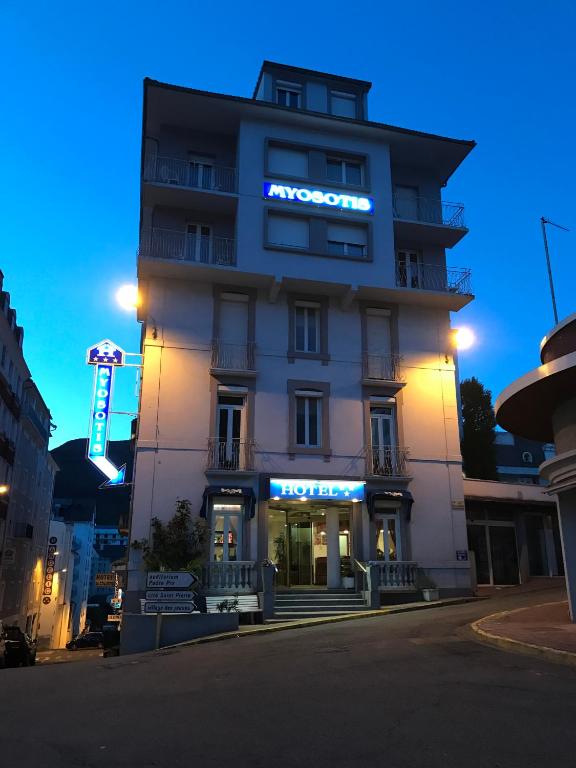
[146,572,199,589]
[107,614,121,622]
[145,590,196,601]
[144,601,195,614]
[95,573,116,587]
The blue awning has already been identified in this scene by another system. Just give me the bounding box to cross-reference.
[366,489,414,520]
[200,486,256,520]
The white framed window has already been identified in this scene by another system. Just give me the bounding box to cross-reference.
[396,250,422,288]
[186,223,212,262]
[327,222,367,258]
[268,145,309,177]
[188,156,213,190]
[369,399,397,475]
[294,302,320,353]
[211,501,243,562]
[326,157,363,186]
[268,213,309,249]
[276,81,302,108]
[330,91,357,118]
[295,389,322,448]
[215,393,246,470]
[375,512,402,562]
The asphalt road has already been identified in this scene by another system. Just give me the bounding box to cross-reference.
[1,586,575,768]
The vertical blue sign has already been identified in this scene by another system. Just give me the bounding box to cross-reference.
[88,363,113,462]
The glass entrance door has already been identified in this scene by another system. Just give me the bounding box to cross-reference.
[288,520,313,585]
[467,523,519,585]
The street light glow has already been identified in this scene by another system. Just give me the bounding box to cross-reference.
[0,484,9,494]
[453,327,475,351]
[115,284,140,311]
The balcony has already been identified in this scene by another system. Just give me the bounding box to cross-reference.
[365,446,410,477]
[144,155,237,193]
[206,438,255,472]
[139,228,236,267]
[200,561,257,595]
[395,262,472,296]
[211,341,256,376]
[362,353,404,388]
[392,193,467,248]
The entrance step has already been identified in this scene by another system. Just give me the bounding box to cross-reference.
[273,591,368,620]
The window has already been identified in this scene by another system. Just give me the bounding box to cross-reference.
[330,91,357,118]
[268,213,309,249]
[186,223,212,262]
[375,512,402,561]
[268,145,309,178]
[397,250,422,288]
[327,222,367,258]
[211,501,243,562]
[276,81,302,108]
[369,402,398,475]
[294,303,320,353]
[327,157,363,186]
[189,156,213,190]
[215,394,245,470]
[295,390,322,448]
[522,451,533,464]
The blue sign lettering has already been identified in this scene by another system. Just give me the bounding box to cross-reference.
[269,479,365,502]
[263,183,374,215]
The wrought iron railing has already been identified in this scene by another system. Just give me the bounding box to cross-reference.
[395,263,472,295]
[362,353,403,382]
[206,438,255,471]
[367,561,418,589]
[139,228,236,266]
[392,193,465,228]
[211,341,256,371]
[143,155,237,193]
[201,561,257,593]
[365,446,409,477]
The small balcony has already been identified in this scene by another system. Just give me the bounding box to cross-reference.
[144,155,237,194]
[395,263,472,296]
[206,438,255,472]
[365,446,410,477]
[362,353,404,388]
[139,228,236,267]
[392,193,467,247]
[211,341,256,375]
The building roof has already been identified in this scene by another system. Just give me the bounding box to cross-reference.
[463,478,554,505]
[252,61,372,98]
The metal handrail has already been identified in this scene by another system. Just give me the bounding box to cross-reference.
[395,263,472,295]
[206,437,256,471]
[362,352,404,381]
[365,445,410,477]
[352,558,367,573]
[143,154,237,193]
[392,193,465,228]
[138,228,236,267]
[211,340,256,371]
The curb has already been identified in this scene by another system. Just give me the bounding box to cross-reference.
[157,596,480,652]
[471,601,576,669]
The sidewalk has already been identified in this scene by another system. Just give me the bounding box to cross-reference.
[472,599,576,668]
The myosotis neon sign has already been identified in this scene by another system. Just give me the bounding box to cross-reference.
[263,182,374,214]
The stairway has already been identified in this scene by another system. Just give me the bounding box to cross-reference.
[272,590,368,621]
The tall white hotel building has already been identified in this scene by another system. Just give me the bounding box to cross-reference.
[127,62,475,616]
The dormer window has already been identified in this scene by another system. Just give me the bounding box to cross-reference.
[330,90,357,118]
[276,81,302,108]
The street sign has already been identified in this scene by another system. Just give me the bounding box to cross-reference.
[96,573,116,587]
[107,614,121,622]
[145,590,195,601]
[146,572,199,589]
[143,601,195,614]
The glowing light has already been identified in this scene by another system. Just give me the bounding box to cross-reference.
[299,496,308,502]
[453,327,475,351]
[351,498,360,503]
[273,496,280,501]
[0,484,9,494]
[115,284,140,311]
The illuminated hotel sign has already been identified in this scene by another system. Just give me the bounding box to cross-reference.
[269,479,365,502]
[263,183,374,214]
[86,339,127,486]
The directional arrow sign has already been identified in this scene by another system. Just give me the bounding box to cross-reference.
[144,601,195,614]
[146,572,199,589]
[145,590,195,601]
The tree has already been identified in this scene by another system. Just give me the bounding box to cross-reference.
[132,499,208,573]
[460,377,498,480]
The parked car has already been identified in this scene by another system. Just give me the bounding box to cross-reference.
[3,626,36,667]
[66,631,104,651]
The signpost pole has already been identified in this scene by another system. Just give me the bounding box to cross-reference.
[155,613,163,650]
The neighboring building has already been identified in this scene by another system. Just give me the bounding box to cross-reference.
[464,478,563,587]
[493,431,555,485]
[128,62,476,611]
[36,519,75,649]
[0,273,56,635]
[496,312,576,620]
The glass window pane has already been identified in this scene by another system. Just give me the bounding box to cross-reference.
[307,309,318,352]
[345,163,362,185]
[296,398,306,445]
[295,307,306,351]
[326,159,342,182]
[213,515,225,561]
[387,519,397,561]
[309,398,319,446]
[218,408,228,440]
[327,241,346,255]
[347,243,365,257]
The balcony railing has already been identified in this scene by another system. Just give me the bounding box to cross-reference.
[206,438,255,471]
[143,155,237,194]
[139,228,236,267]
[211,341,256,371]
[367,561,418,589]
[365,446,409,477]
[395,263,472,295]
[392,193,465,229]
[201,561,257,594]
[362,353,403,382]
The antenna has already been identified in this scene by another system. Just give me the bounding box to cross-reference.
[540,216,569,325]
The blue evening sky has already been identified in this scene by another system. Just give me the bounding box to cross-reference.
[1,1,574,447]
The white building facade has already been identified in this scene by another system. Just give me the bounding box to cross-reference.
[128,63,476,609]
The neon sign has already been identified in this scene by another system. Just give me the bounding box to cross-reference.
[269,478,365,501]
[263,183,374,214]
[86,339,127,486]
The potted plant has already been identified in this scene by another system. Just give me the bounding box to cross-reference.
[341,559,355,590]
[416,571,439,602]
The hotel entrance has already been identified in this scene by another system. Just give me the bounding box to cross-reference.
[268,502,353,588]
